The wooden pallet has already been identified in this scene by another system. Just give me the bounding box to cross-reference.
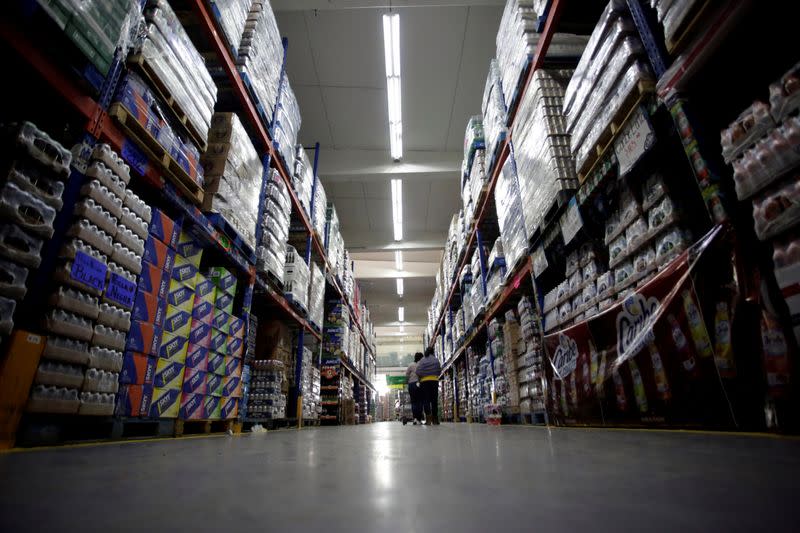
[666,0,715,54]
[16,415,175,447]
[174,418,238,437]
[577,80,655,183]
[127,54,208,153]
[108,103,204,206]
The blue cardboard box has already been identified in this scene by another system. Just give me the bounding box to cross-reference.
[119,351,157,385]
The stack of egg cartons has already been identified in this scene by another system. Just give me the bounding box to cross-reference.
[237,0,283,120]
[494,151,528,273]
[308,262,325,330]
[482,59,508,168]
[514,69,577,238]
[284,245,310,314]
[563,2,652,175]
[293,145,315,218]
[202,113,264,251]
[273,75,301,172]
[35,141,145,416]
[257,168,290,284]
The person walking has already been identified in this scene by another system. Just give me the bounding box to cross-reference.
[405,352,423,425]
[415,347,442,425]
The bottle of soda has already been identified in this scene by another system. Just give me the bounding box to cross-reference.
[648,340,671,401]
[681,290,714,359]
[668,314,699,378]
[629,359,649,414]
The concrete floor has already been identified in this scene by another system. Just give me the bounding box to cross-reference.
[1,423,799,532]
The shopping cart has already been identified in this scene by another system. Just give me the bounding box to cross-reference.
[399,389,413,425]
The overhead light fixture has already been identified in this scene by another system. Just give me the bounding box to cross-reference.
[396,278,404,296]
[400,324,405,333]
[383,13,402,161]
[395,250,403,271]
[398,306,405,323]
[391,178,403,241]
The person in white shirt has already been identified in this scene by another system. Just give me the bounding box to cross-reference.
[405,352,424,424]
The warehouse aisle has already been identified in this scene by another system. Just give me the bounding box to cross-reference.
[1,424,798,532]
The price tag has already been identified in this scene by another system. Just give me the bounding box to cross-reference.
[70,250,107,292]
[560,197,583,245]
[532,246,548,278]
[614,105,656,176]
[105,272,137,309]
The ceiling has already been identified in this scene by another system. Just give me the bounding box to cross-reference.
[274,0,503,341]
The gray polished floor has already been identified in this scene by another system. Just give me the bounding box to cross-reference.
[1,422,799,532]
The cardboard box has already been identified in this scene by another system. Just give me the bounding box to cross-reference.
[227,336,244,359]
[212,308,230,333]
[179,392,205,420]
[119,351,156,385]
[185,343,209,370]
[149,387,181,418]
[138,263,168,300]
[224,356,242,377]
[228,316,245,339]
[159,330,189,363]
[149,208,180,248]
[0,331,45,448]
[182,366,207,395]
[176,231,203,268]
[163,304,192,337]
[203,395,221,419]
[207,352,225,375]
[142,236,175,273]
[125,321,162,356]
[167,278,195,308]
[171,254,199,288]
[115,384,153,417]
[131,288,166,326]
[208,266,236,296]
[220,396,239,419]
[222,376,242,398]
[192,299,214,325]
[194,274,216,305]
[153,359,185,389]
[206,374,224,397]
[214,291,234,314]
[209,328,227,353]
[189,319,212,348]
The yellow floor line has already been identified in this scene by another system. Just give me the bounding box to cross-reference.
[513,424,800,440]
[1,432,232,454]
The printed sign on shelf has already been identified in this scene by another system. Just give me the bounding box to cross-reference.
[560,197,583,245]
[614,105,656,176]
[70,250,107,292]
[106,272,137,309]
[532,246,548,278]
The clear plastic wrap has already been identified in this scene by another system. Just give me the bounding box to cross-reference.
[67,219,113,255]
[482,59,508,164]
[0,181,57,238]
[732,116,800,200]
[293,146,315,217]
[123,188,152,223]
[35,361,85,389]
[92,143,131,185]
[88,346,124,373]
[0,258,29,300]
[494,152,528,271]
[237,0,284,120]
[80,179,122,218]
[0,223,44,268]
[769,61,800,122]
[6,121,72,176]
[83,368,120,394]
[308,262,325,330]
[212,0,251,52]
[74,197,118,236]
[284,245,310,311]
[752,177,800,241]
[27,385,80,414]
[43,336,90,365]
[273,75,302,171]
[86,161,125,199]
[6,168,64,210]
[49,286,100,320]
[0,296,15,335]
[45,309,93,341]
[720,101,775,163]
[79,391,116,416]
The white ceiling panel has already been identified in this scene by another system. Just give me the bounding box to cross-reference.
[276,12,318,86]
[322,86,388,150]
[362,179,391,199]
[365,196,392,232]
[294,84,334,147]
[427,180,461,231]
[403,181,431,232]
[324,180,365,198]
[328,196,368,230]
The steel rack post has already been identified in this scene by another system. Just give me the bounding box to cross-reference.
[626,0,669,79]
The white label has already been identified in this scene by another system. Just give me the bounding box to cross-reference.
[614,106,656,176]
[560,197,583,245]
[532,247,548,278]
[27,334,42,344]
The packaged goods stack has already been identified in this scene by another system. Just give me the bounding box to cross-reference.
[487,318,518,415]
[650,0,705,50]
[307,262,325,330]
[501,313,523,413]
[485,239,507,302]
[441,373,454,420]
[246,359,286,420]
[563,2,653,176]
[273,76,301,172]
[326,204,345,280]
[482,60,508,169]
[293,146,315,218]
[340,372,354,424]
[494,153,528,274]
[514,69,578,239]
[283,245,309,314]
[461,116,485,223]
[724,63,800,345]
[112,72,204,188]
[312,178,328,239]
[321,299,349,422]
[515,297,545,416]
[202,113,263,250]
[257,169,290,284]
[211,0,251,52]
[356,382,367,424]
[137,0,217,148]
[468,149,488,223]
[237,0,283,121]
[456,362,467,419]
[461,270,475,328]
[40,0,139,75]
[299,351,320,420]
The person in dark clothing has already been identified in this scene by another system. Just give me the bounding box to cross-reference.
[415,347,442,425]
[405,352,424,424]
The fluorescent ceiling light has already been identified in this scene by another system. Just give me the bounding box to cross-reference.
[391,178,403,241]
[396,278,404,296]
[395,250,403,271]
[383,13,402,161]
[398,306,405,323]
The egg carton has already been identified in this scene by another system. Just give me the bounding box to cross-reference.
[0,181,57,238]
[67,219,114,255]
[7,122,72,177]
[80,179,123,218]
[106,262,137,286]
[35,361,86,389]
[0,258,29,300]
[74,197,118,236]
[0,223,43,268]
[78,392,116,416]
[48,285,100,320]
[113,225,145,257]
[27,385,79,414]
[120,207,149,240]
[88,346,123,373]
[6,167,65,210]
[45,309,94,342]
[97,302,131,331]
[42,336,90,365]
[85,161,126,199]
[91,143,131,185]
[91,324,126,351]
[0,296,15,336]
[110,242,142,275]
[123,189,152,223]
[82,368,120,394]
